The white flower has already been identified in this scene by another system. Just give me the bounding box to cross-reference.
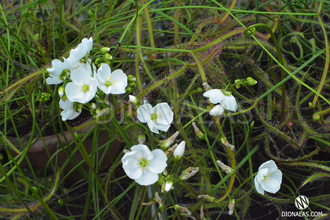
[65,67,97,104]
[95,63,127,94]
[203,89,237,112]
[173,141,185,160]
[164,181,173,192]
[210,105,224,116]
[122,144,167,186]
[46,58,72,85]
[46,37,93,85]
[67,37,93,67]
[137,103,174,134]
[254,160,282,195]
[59,99,81,121]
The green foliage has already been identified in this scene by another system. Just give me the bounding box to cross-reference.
[0,0,330,219]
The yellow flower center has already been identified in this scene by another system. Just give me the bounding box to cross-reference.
[105,77,115,87]
[151,113,161,122]
[82,84,89,93]
[263,175,271,183]
[138,158,149,170]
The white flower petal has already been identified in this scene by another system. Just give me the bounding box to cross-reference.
[97,63,111,82]
[111,69,127,86]
[135,169,159,186]
[148,120,160,133]
[131,144,153,160]
[270,169,282,183]
[122,151,142,163]
[221,95,237,112]
[137,104,153,123]
[67,109,82,120]
[203,89,225,104]
[66,68,96,103]
[210,105,224,116]
[46,59,72,85]
[258,160,278,174]
[148,149,167,173]
[46,77,63,85]
[154,103,174,125]
[111,81,126,94]
[59,99,73,110]
[256,171,266,183]
[165,182,173,192]
[254,176,264,195]
[122,158,143,179]
[65,82,84,102]
[59,99,81,121]
[70,67,92,85]
[153,123,170,133]
[173,141,185,158]
[260,178,281,194]
[67,37,93,64]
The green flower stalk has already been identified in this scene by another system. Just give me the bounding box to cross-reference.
[244,21,286,118]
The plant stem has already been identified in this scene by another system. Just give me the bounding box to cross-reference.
[244,21,286,118]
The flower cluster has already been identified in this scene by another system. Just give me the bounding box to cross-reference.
[46,37,129,121]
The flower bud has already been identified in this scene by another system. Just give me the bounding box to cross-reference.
[100,47,110,54]
[165,143,178,157]
[202,82,212,91]
[91,103,97,109]
[246,77,257,86]
[164,181,173,192]
[128,75,136,82]
[129,82,136,88]
[58,87,64,97]
[125,87,132,93]
[179,167,199,181]
[221,136,235,150]
[160,131,179,150]
[216,160,235,175]
[157,174,165,186]
[155,192,163,209]
[125,103,133,119]
[30,187,39,194]
[61,94,67,102]
[129,95,140,106]
[210,105,224,116]
[192,122,205,140]
[197,195,216,203]
[104,53,113,61]
[228,199,235,215]
[95,57,102,65]
[173,141,185,162]
[138,134,146,144]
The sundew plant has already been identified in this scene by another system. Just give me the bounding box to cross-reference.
[1,0,330,219]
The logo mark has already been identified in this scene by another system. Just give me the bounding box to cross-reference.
[295,195,309,210]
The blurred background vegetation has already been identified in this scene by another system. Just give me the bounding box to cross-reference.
[0,0,330,219]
